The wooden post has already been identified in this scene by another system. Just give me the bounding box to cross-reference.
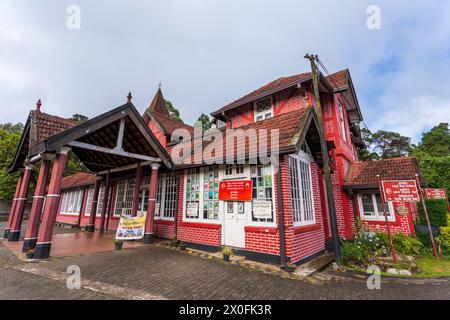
[3,171,24,239]
[144,163,160,244]
[131,163,142,217]
[99,171,111,234]
[86,177,102,232]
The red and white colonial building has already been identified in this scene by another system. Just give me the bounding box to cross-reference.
[4,68,425,264]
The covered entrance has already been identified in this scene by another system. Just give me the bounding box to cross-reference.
[223,201,248,248]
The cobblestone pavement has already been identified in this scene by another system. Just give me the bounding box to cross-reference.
[1,240,449,300]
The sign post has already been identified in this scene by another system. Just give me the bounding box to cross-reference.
[377,175,397,263]
[415,175,439,260]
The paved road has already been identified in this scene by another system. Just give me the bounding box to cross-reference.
[1,240,449,300]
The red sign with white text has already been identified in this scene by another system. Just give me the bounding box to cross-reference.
[219,180,253,201]
[425,188,447,200]
[381,180,420,202]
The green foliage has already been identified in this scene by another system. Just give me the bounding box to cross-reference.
[71,114,89,122]
[165,100,184,123]
[412,123,450,195]
[357,128,380,161]
[417,199,448,227]
[341,231,388,266]
[221,246,234,256]
[392,233,423,255]
[196,113,212,130]
[357,127,412,160]
[0,125,22,199]
[341,242,367,265]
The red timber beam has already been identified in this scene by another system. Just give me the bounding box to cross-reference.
[131,163,143,217]
[86,177,102,232]
[33,147,70,259]
[22,155,52,251]
[3,170,24,239]
[144,163,160,244]
[106,181,117,231]
[8,163,34,242]
[99,171,111,234]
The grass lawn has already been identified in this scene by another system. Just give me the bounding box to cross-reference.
[415,256,450,277]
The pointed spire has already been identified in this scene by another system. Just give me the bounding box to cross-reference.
[36,99,42,113]
[127,92,132,103]
[146,87,170,117]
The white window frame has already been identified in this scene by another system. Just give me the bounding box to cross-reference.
[60,189,83,216]
[114,178,135,217]
[249,163,276,227]
[289,149,316,227]
[254,96,273,122]
[183,166,222,224]
[155,173,177,220]
[338,101,347,142]
[357,192,395,222]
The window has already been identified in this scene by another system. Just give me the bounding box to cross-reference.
[250,164,274,223]
[184,166,220,222]
[254,97,273,122]
[289,150,315,226]
[338,102,347,142]
[60,189,83,216]
[155,173,178,219]
[83,185,107,217]
[225,164,233,176]
[236,164,244,174]
[357,192,395,221]
[84,187,94,216]
[114,178,135,217]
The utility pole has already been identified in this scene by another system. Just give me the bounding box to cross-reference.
[304,54,342,266]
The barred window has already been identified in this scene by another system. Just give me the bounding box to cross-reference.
[250,164,274,223]
[162,173,177,219]
[185,168,201,218]
[358,193,394,221]
[289,151,315,226]
[114,178,135,217]
[254,97,273,122]
[60,189,83,216]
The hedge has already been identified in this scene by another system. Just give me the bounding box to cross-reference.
[417,199,449,227]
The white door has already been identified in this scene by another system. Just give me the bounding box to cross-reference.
[137,188,149,216]
[224,201,248,248]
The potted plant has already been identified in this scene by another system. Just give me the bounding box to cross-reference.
[179,242,187,251]
[281,263,296,273]
[221,246,233,261]
[25,248,35,259]
[114,239,124,251]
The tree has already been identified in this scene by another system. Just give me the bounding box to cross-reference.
[196,113,212,130]
[164,100,184,123]
[0,124,23,199]
[357,128,380,161]
[362,129,412,159]
[412,123,450,193]
[71,114,89,123]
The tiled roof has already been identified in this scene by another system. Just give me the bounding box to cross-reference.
[345,157,426,187]
[32,110,79,144]
[326,69,348,90]
[211,73,312,116]
[61,172,96,190]
[146,88,170,117]
[151,111,194,135]
[167,108,311,165]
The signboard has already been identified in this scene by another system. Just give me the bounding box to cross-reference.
[381,180,420,202]
[425,188,447,200]
[186,203,199,217]
[115,213,146,240]
[219,180,253,201]
[252,200,272,219]
[396,205,409,216]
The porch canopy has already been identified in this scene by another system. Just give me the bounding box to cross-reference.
[27,102,172,173]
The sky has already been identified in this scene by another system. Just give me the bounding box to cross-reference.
[0,0,449,143]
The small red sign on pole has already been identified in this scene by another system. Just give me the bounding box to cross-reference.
[381,180,420,203]
[219,180,253,201]
[425,188,447,200]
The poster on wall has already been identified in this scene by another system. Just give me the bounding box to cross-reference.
[115,213,146,240]
[425,188,447,200]
[219,180,253,201]
[381,180,420,202]
[186,203,199,217]
[252,200,272,219]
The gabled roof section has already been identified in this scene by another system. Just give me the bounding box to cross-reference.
[167,107,324,167]
[344,157,426,189]
[8,106,79,173]
[31,102,173,171]
[150,112,194,136]
[211,73,313,117]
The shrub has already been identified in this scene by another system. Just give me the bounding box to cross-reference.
[341,242,367,265]
[392,233,423,255]
[417,199,449,227]
[341,231,388,266]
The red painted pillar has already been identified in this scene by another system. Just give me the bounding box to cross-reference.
[76,188,88,229]
[22,157,52,251]
[131,163,143,217]
[8,164,33,242]
[86,177,102,232]
[106,182,117,232]
[144,163,160,244]
[3,171,24,239]
[33,148,69,259]
[99,171,110,234]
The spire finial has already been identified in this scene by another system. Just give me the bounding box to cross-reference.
[127,92,132,103]
[36,99,42,112]
[159,82,162,89]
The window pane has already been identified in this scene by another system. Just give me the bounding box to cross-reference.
[374,193,390,217]
[251,164,273,223]
[361,194,375,216]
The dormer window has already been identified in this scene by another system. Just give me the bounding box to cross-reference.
[254,97,273,122]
